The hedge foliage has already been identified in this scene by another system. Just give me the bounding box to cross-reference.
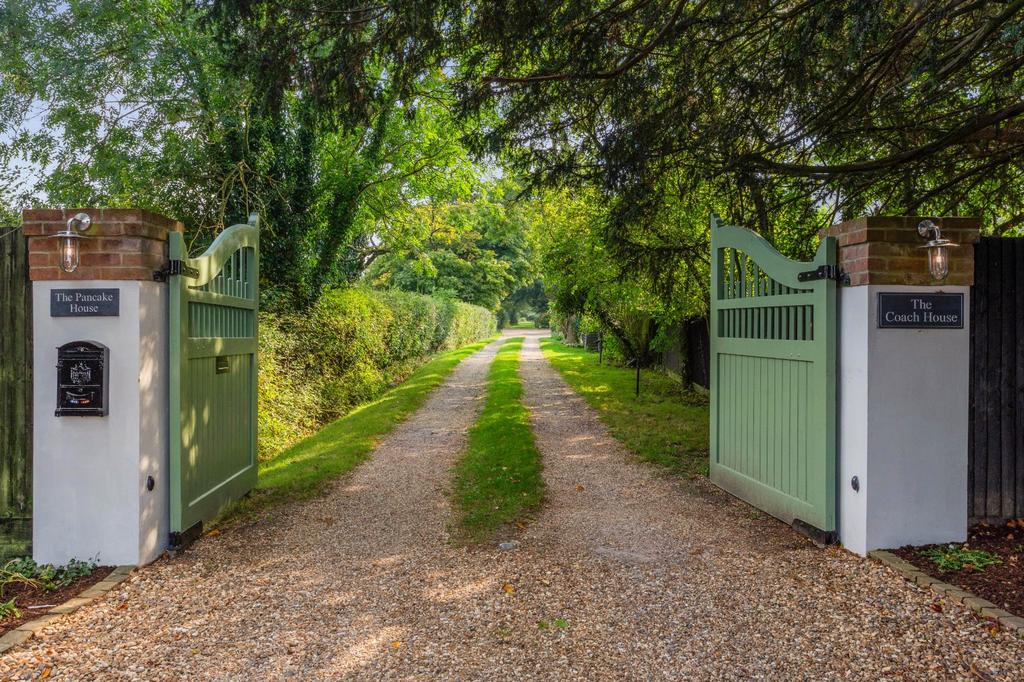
[258,287,496,459]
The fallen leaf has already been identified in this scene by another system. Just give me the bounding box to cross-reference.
[205,529,221,538]
[930,602,943,613]
[116,602,129,610]
[502,583,516,594]
[40,667,52,679]
[575,485,585,492]
[391,641,402,649]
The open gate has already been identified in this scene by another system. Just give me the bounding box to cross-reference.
[169,217,259,538]
[709,216,837,535]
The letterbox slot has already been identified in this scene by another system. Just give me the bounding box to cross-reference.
[215,356,230,374]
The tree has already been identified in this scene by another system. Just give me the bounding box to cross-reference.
[0,0,485,304]
[366,185,536,309]
[454,1,1024,271]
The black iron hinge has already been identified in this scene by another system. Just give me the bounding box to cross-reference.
[797,264,849,285]
[153,259,200,282]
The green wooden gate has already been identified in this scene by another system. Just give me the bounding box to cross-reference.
[169,217,259,536]
[709,215,837,534]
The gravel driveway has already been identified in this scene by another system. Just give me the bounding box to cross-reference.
[2,330,1022,680]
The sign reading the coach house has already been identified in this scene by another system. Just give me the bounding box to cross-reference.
[877,292,964,329]
[50,288,120,317]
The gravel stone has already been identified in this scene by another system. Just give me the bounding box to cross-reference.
[1,330,1022,680]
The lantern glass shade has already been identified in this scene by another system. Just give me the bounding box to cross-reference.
[928,243,948,280]
[57,232,82,273]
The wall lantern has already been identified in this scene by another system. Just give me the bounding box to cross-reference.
[53,212,92,273]
[917,219,957,281]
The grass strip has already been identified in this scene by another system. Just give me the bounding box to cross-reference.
[224,337,498,523]
[452,337,544,543]
[540,337,710,477]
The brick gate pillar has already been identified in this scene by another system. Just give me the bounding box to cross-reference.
[824,217,980,555]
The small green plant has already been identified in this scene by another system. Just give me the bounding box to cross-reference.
[922,545,1002,572]
[0,597,19,620]
[0,557,97,621]
[4,557,96,592]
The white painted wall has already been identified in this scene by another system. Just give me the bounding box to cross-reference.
[32,280,168,566]
[838,284,970,555]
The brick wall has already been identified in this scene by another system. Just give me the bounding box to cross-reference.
[21,208,183,282]
[821,216,980,287]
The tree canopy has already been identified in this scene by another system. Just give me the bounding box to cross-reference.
[4,1,1024,355]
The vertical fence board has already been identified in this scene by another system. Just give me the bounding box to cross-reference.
[1016,239,1024,516]
[0,227,32,556]
[970,236,1024,523]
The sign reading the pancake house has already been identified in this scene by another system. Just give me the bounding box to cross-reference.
[50,288,119,317]
[877,292,964,329]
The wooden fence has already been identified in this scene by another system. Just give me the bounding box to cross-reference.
[969,237,1024,523]
[0,225,32,556]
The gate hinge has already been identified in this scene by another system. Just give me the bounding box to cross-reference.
[153,259,199,282]
[797,264,849,285]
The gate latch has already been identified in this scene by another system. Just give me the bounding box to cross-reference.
[153,259,200,282]
[797,264,849,285]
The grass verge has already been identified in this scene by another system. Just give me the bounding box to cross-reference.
[224,337,498,523]
[540,337,710,477]
[452,337,544,543]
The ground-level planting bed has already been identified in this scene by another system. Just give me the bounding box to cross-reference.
[892,522,1024,617]
[0,561,113,635]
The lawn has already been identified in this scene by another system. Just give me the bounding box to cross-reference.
[452,337,544,542]
[224,337,498,523]
[540,338,710,477]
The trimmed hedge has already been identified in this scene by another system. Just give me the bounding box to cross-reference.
[258,288,495,459]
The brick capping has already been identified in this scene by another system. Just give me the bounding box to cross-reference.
[22,208,183,282]
[821,216,979,287]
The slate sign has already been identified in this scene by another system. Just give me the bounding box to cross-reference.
[50,288,119,317]
[877,292,964,329]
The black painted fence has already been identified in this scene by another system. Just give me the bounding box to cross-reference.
[0,226,32,556]
[969,237,1024,524]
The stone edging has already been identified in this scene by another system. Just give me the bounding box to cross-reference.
[0,565,135,654]
[869,550,1024,635]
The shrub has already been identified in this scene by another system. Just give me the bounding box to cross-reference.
[259,287,495,459]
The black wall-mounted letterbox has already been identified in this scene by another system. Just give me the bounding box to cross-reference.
[55,341,109,417]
